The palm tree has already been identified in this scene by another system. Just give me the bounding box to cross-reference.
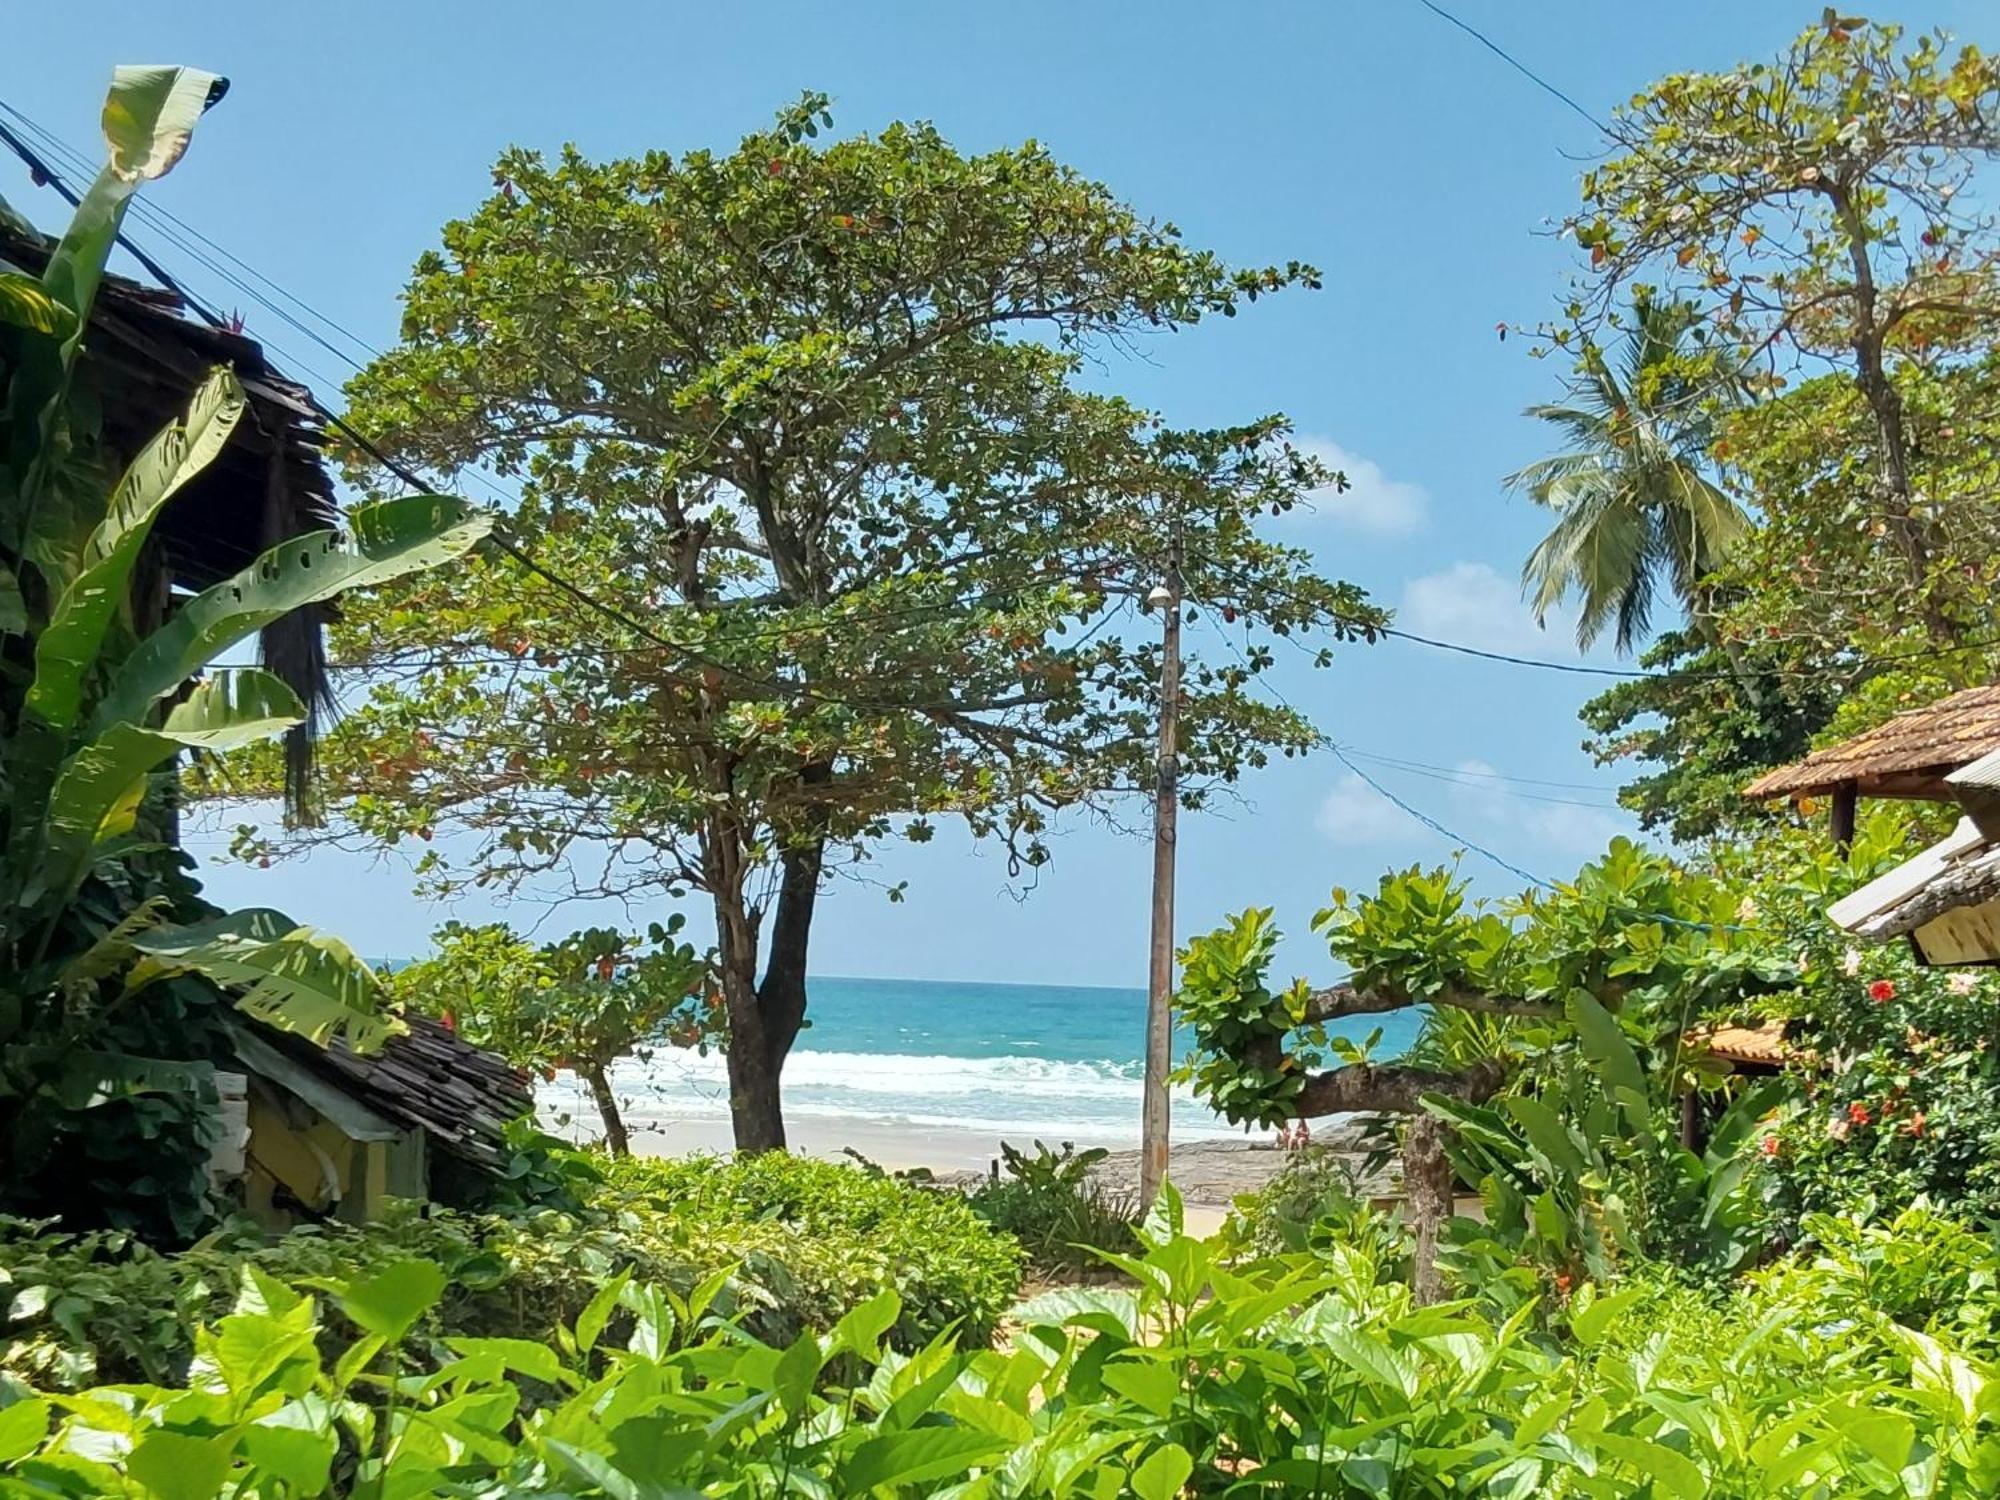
[1508,298,1750,655]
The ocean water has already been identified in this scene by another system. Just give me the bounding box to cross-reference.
[544,974,1422,1147]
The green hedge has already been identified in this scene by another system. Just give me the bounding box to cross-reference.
[0,1152,1020,1390]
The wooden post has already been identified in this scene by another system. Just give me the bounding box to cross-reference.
[1830,784,1857,854]
[1140,531,1182,1209]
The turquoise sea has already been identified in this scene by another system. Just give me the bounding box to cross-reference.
[576,975,1423,1145]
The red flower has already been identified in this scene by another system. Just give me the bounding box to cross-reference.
[1553,1272,1573,1296]
[1908,1111,1927,1137]
[1869,979,1898,1003]
[1760,1134,1781,1158]
[1848,1101,1872,1126]
[441,1009,457,1033]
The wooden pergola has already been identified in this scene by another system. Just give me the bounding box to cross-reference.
[1743,683,2000,846]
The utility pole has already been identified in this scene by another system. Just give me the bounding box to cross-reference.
[1140,524,1182,1208]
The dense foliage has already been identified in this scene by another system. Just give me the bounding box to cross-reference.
[1551,17,2000,825]
[9,1193,2000,1496]
[0,1150,1020,1394]
[963,1141,1137,1276]
[388,920,713,1156]
[0,68,489,1240]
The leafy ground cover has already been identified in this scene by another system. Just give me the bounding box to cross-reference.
[5,1190,2000,1496]
[0,1150,1019,1393]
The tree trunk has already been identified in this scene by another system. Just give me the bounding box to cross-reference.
[581,1062,630,1158]
[757,836,826,1068]
[1403,1112,1455,1306]
[712,874,785,1153]
[1828,181,1949,639]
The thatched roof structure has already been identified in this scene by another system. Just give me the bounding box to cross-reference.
[243,1014,533,1168]
[1744,684,2000,804]
[1686,1020,1789,1071]
[0,219,339,807]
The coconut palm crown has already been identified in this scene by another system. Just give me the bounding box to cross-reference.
[1508,297,1750,655]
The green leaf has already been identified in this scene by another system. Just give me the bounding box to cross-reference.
[1101,1357,1179,1418]
[771,1329,823,1421]
[444,1336,571,1387]
[0,568,23,635]
[1567,989,1650,1129]
[37,672,304,911]
[96,494,493,734]
[1593,1432,1706,1499]
[334,1258,445,1344]
[1569,1286,1644,1347]
[575,1268,631,1354]
[126,1429,235,1500]
[28,367,247,733]
[843,1428,1010,1491]
[131,911,397,1052]
[0,1398,49,1463]
[1506,1095,1592,1181]
[238,1420,335,1496]
[829,1286,901,1361]
[1130,1442,1194,1500]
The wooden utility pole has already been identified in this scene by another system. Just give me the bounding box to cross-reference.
[1140,529,1182,1208]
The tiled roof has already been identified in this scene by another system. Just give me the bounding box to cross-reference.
[257,1015,533,1168]
[1744,683,2000,801]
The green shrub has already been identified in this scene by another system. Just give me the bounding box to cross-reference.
[9,1190,2000,1497]
[1222,1144,1387,1256]
[0,1152,1019,1391]
[598,1151,1022,1343]
[964,1140,1136,1275]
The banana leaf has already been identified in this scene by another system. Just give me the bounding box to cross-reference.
[95,494,493,733]
[7,67,226,568]
[43,66,226,365]
[34,671,304,911]
[131,910,399,1053]
[28,367,246,731]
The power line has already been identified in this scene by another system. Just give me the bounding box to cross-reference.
[1330,744,1556,890]
[1340,747,1613,794]
[1335,751,1619,809]
[1409,0,1609,135]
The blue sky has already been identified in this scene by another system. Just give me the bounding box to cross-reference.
[8,3,1991,987]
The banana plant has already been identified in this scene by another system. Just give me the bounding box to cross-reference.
[0,69,491,1157]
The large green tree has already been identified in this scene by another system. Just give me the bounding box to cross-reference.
[219,97,1381,1151]
[1563,14,1999,638]
[1540,17,2000,831]
[1510,296,1748,654]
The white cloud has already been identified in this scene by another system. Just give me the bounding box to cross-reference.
[1316,773,1416,844]
[1288,436,1428,537]
[1398,561,1573,656]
